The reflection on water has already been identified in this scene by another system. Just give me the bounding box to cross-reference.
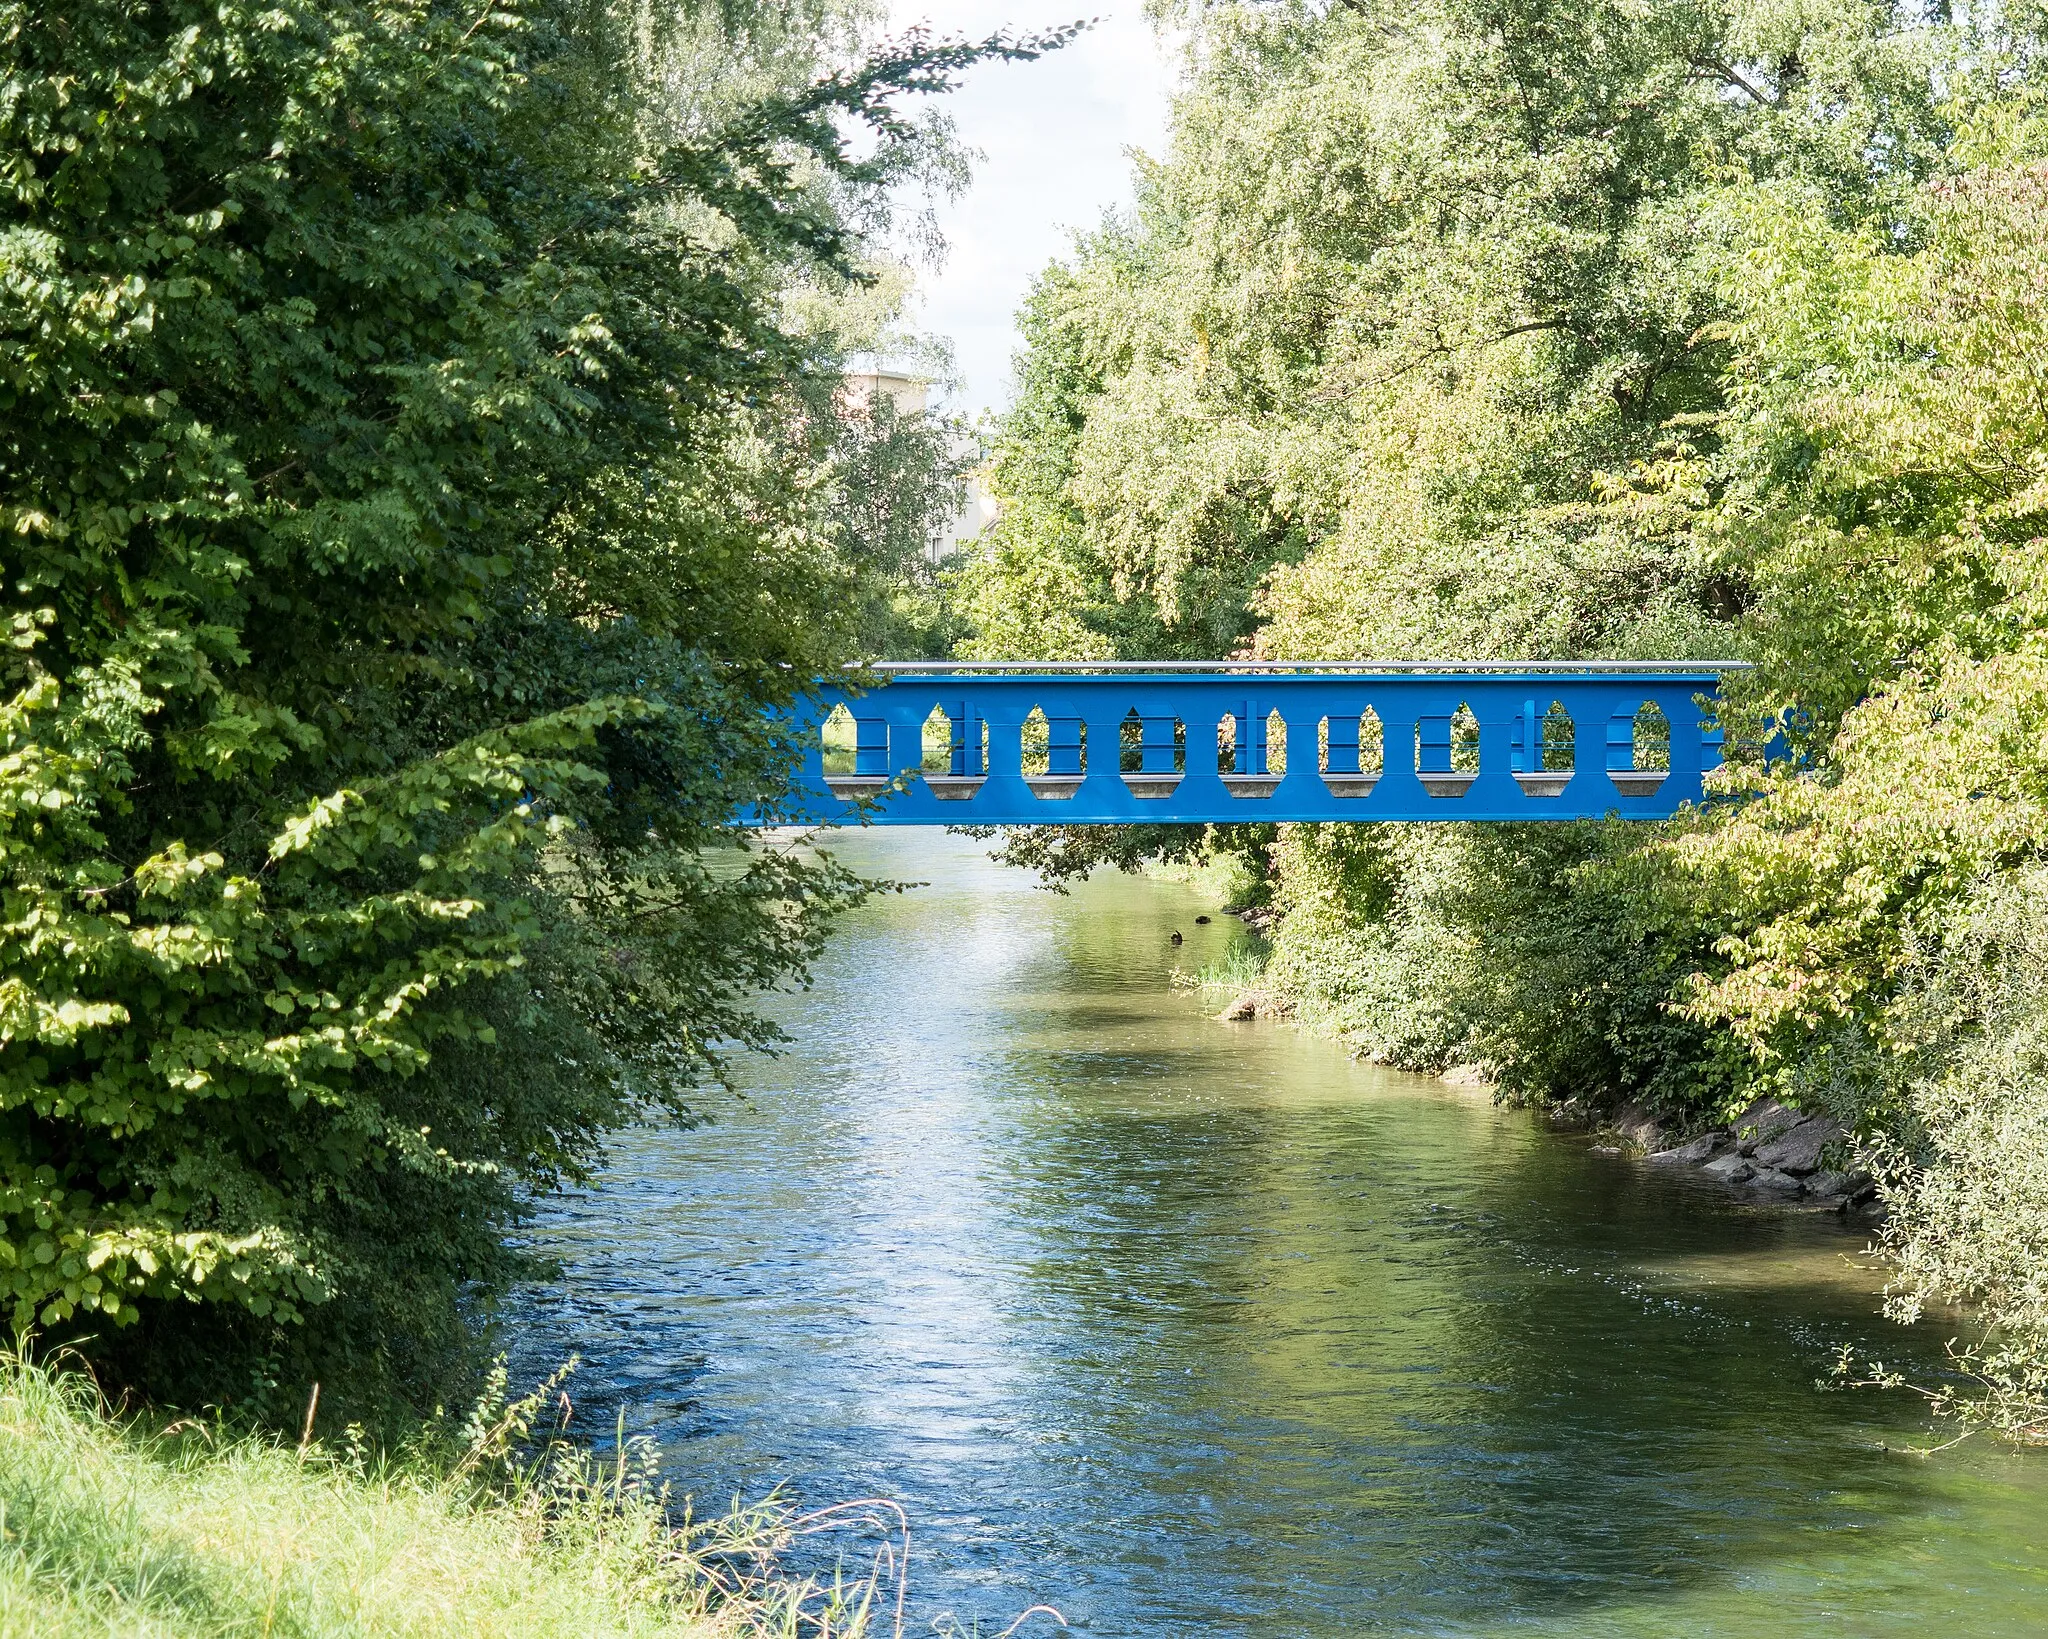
[507,831,2048,1636]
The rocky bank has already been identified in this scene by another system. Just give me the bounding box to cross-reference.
[1212,986,1878,1214]
[1594,1096,1877,1210]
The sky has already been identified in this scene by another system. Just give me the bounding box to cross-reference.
[885,3,1176,417]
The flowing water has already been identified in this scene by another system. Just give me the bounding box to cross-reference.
[508,831,2048,1636]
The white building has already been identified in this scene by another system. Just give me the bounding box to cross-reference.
[840,370,999,565]
[838,369,930,418]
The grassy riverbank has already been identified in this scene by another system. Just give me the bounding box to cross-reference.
[0,1352,887,1639]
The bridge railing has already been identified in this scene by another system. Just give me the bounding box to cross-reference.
[769,662,1746,825]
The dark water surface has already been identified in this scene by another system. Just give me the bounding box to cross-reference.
[508,831,2048,1635]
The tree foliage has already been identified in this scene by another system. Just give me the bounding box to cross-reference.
[962,0,2048,1413]
[822,386,977,657]
[0,0,1066,1407]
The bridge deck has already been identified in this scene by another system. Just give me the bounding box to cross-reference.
[775,663,1742,825]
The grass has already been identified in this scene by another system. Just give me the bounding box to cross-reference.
[1177,937,1271,994]
[0,1348,905,1639]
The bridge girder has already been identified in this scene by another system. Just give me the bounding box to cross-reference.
[768,663,1744,826]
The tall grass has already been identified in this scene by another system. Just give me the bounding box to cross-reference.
[1176,938,1270,994]
[0,1347,906,1639]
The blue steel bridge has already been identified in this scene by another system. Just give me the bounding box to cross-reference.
[778,661,1747,826]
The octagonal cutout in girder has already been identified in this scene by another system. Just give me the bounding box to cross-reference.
[1515,700,1576,798]
[821,703,891,800]
[1319,708,1382,797]
[1216,713,1241,775]
[921,704,988,801]
[1610,700,1671,796]
[1121,707,1184,798]
[1221,707,1285,798]
[1417,702,1478,797]
[822,702,856,776]
[1023,706,1086,799]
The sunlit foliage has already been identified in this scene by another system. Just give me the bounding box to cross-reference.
[963,0,2048,1420]
[0,0,1063,1408]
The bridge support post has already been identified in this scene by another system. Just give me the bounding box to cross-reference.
[1081,706,1121,803]
[789,696,827,778]
[890,711,926,785]
[980,702,1029,806]
[1668,690,1708,805]
[1187,708,1221,778]
[1326,712,1360,776]
[1183,699,1226,808]
[1473,707,1515,805]
[855,716,890,779]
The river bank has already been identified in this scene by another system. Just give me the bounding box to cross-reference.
[1223,977,1879,1212]
[0,1350,881,1639]
[1586,1097,1881,1209]
[1194,889,1880,1216]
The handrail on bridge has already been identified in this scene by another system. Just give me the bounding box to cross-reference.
[861,659,1754,675]
[767,661,1751,826]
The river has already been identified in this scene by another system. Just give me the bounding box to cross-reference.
[507,830,2048,1635]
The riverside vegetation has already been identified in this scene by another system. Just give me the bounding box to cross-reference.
[0,0,1036,1403]
[950,0,2048,1438]
[0,0,1053,1627]
[7,0,2048,1626]
[0,1345,918,1637]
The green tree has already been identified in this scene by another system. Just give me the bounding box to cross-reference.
[972,0,2048,1425]
[1669,167,2048,1114]
[823,384,977,657]
[968,0,1983,670]
[0,0,1066,1409]
[961,0,2040,1089]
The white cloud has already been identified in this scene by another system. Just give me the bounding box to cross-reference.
[886,3,1173,417]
